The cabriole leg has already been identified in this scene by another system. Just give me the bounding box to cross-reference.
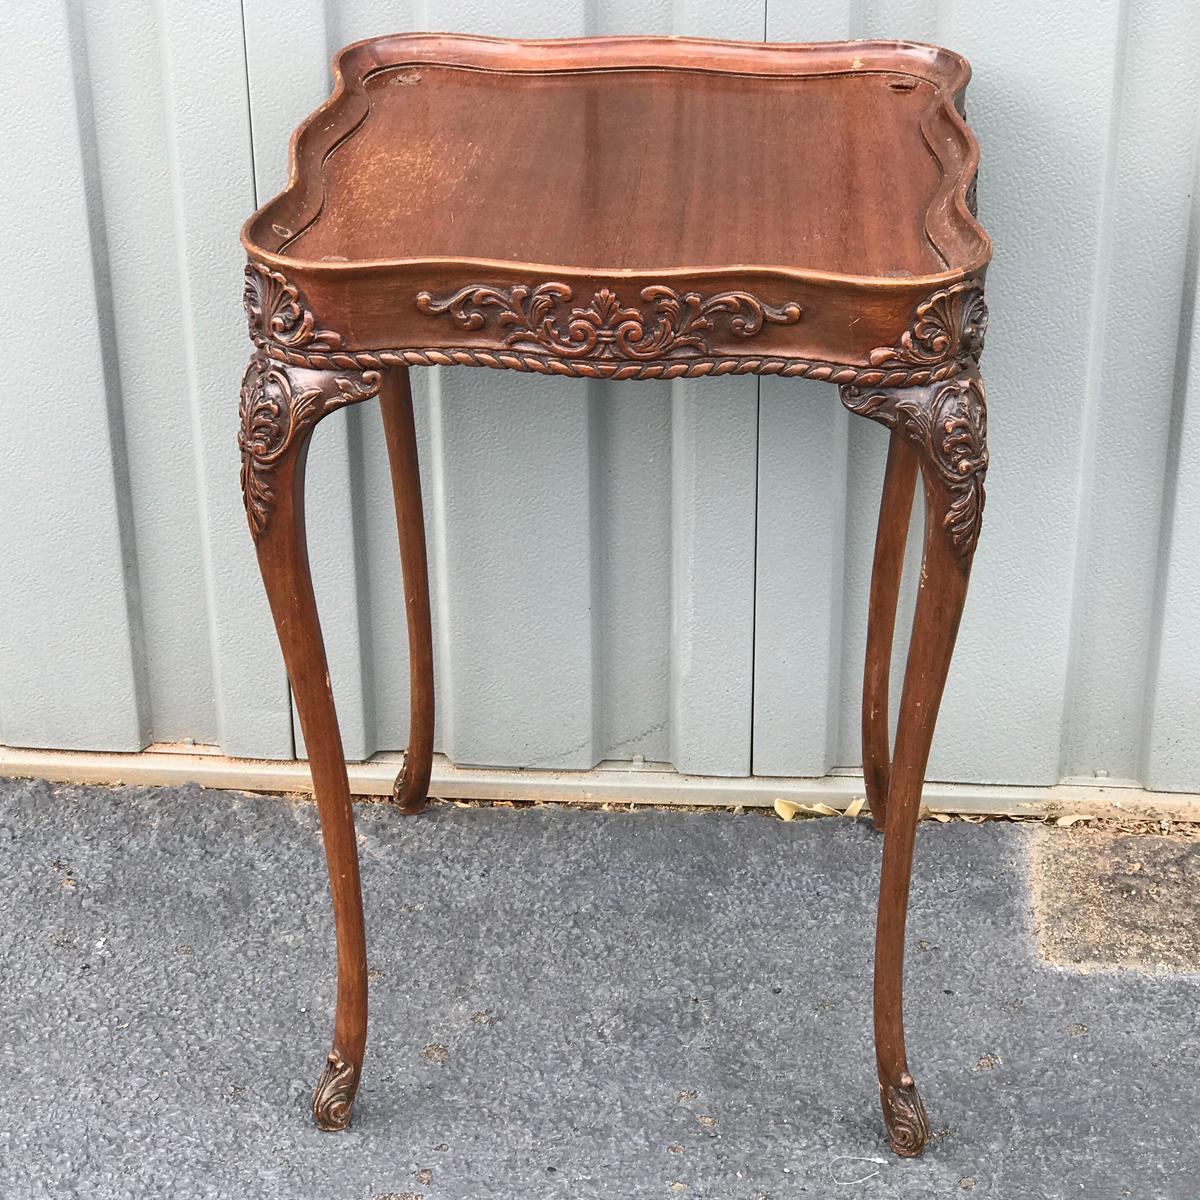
[379,366,435,814]
[842,369,988,1156]
[239,350,383,1130]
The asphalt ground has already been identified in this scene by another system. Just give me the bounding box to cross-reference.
[2,778,1197,1199]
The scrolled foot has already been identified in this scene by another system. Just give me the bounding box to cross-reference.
[391,751,429,815]
[312,1049,359,1131]
[880,1072,930,1157]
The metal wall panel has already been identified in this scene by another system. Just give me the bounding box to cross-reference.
[0,3,148,751]
[3,0,1198,792]
[1143,143,1200,792]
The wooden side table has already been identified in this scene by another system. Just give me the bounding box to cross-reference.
[238,33,991,1157]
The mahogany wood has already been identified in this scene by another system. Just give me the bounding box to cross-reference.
[863,433,920,831]
[379,367,435,814]
[235,32,993,1157]
[847,369,987,1155]
[241,354,369,1130]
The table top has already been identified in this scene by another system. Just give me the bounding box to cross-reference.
[243,35,991,381]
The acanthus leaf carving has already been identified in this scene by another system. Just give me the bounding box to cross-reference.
[866,280,987,372]
[311,1050,358,1132]
[841,371,988,562]
[879,1073,930,1158]
[415,282,803,360]
[244,260,985,390]
[244,262,344,352]
[238,350,381,542]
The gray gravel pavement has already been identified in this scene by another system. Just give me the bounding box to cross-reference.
[1,778,1197,1199]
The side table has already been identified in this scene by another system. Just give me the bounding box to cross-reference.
[238,33,991,1157]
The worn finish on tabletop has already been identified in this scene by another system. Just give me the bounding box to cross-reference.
[236,32,992,1156]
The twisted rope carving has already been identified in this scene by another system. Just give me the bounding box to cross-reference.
[252,338,967,389]
[243,262,986,388]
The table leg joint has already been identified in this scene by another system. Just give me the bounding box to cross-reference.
[238,348,382,542]
[839,367,988,565]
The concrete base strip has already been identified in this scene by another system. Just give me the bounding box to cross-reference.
[1,745,1198,821]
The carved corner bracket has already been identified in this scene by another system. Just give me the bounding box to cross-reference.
[864,278,987,380]
[244,261,343,352]
[238,350,380,542]
[837,269,988,567]
[240,264,383,542]
[841,369,988,563]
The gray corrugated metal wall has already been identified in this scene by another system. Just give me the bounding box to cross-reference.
[2,0,1198,791]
